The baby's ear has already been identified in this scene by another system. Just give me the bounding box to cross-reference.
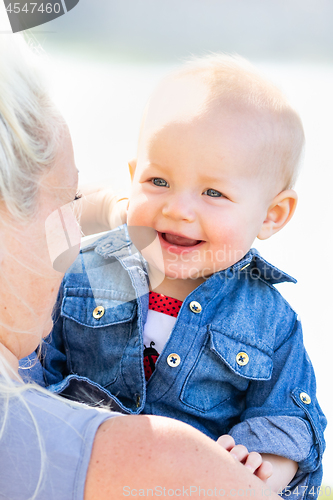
[128,159,137,180]
[257,189,298,240]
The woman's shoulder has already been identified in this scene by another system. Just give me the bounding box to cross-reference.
[0,383,118,500]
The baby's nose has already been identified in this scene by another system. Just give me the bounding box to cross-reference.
[162,195,196,222]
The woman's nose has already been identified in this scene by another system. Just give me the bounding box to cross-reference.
[161,195,196,222]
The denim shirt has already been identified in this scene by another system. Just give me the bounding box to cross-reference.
[24,226,326,499]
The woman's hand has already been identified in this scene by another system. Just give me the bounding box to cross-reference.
[217,434,273,482]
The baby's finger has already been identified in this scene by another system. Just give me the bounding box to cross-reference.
[244,452,262,473]
[255,460,273,482]
[217,434,235,451]
[229,444,249,463]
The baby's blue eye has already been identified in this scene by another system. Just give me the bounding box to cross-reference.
[203,189,222,197]
[152,178,169,187]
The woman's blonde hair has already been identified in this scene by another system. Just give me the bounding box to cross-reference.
[0,34,64,222]
[0,35,66,500]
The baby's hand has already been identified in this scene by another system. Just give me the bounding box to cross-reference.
[117,198,129,225]
[217,434,273,483]
[109,197,128,229]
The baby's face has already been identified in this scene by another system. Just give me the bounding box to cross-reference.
[128,83,273,281]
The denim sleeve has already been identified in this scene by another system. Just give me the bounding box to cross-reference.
[19,352,46,387]
[21,284,69,387]
[229,318,326,500]
[40,283,70,386]
[18,285,67,387]
[229,416,312,462]
[229,416,315,499]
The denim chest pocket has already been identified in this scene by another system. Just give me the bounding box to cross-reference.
[61,293,137,388]
[180,328,273,413]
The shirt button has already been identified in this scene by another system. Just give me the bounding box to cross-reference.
[93,306,105,319]
[236,352,249,366]
[300,392,311,404]
[167,353,181,367]
[189,301,202,313]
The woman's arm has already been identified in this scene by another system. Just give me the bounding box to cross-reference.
[75,185,128,236]
[85,415,281,500]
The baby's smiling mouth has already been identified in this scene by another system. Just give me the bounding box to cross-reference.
[162,232,202,247]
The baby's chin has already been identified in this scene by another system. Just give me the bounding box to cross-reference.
[162,263,213,281]
[163,257,240,280]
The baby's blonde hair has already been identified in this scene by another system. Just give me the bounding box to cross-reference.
[147,54,305,192]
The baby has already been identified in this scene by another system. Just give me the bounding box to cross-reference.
[25,55,326,497]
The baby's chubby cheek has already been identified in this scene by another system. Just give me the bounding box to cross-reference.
[207,223,250,269]
[127,192,152,228]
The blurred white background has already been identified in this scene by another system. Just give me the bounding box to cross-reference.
[29,0,333,486]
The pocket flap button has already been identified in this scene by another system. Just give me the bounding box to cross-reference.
[93,306,105,319]
[236,352,249,366]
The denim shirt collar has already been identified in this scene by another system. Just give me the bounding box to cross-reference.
[87,225,296,286]
[229,248,297,285]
